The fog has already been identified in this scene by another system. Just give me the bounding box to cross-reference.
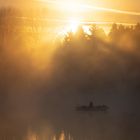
[0,8,140,140]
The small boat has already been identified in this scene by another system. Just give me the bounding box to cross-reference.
[76,102,109,112]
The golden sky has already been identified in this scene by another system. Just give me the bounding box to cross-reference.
[1,0,140,23]
[1,0,140,11]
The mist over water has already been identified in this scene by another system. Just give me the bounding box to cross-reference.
[0,8,140,140]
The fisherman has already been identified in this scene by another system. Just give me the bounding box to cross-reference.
[89,101,94,108]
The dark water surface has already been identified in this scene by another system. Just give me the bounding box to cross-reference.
[0,107,139,140]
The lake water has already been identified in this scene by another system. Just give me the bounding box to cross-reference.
[0,107,139,140]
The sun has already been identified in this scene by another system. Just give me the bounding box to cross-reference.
[59,18,92,37]
[60,18,81,35]
[68,19,81,33]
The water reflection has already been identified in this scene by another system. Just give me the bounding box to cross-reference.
[0,109,139,140]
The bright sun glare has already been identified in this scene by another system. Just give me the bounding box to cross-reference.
[43,0,93,36]
[69,19,81,33]
[59,18,81,35]
[60,18,91,36]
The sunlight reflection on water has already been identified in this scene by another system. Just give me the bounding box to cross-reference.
[0,110,139,140]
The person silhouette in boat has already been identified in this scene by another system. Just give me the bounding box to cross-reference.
[89,101,94,108]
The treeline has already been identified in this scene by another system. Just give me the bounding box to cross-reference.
[63,23,140,51]
[50,23,140,99]
[1,7,140,47]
